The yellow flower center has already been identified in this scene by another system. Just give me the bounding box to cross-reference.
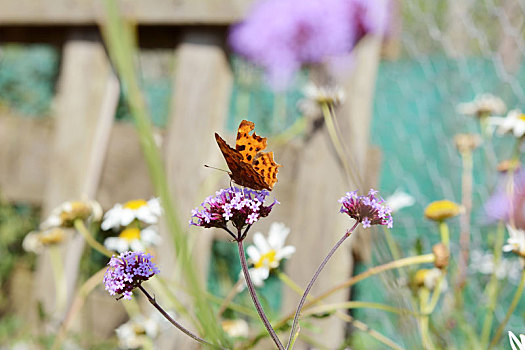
[119,228,141,241]
[519,114,525,122]
[254,250,277,269]
[124,199,148,210]
[424,200,461,221]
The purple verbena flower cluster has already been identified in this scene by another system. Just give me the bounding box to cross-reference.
[103,251,160,300]
[229,0,390,88]
[339,189,393,228]
[190,187,278,230]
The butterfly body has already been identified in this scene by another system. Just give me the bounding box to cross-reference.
[215,120,281,191]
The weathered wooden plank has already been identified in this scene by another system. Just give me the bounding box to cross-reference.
[35,36,119,320]
[0,115,154,207]
[0,0,251,25]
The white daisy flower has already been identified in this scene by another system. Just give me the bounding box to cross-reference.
[488,109,525,138]
[385,189,416,213]
[503,225,525,267]
[41,200,102,230]
[104,226,161,253]
[302,82,346,106]
[470,250,522,281]
[457,93,507,117]
[102,198,162,231]
[237,223,295,289]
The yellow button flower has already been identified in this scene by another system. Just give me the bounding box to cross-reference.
[424,200,461,222]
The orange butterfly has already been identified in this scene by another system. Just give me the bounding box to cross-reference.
[215,120,282,191]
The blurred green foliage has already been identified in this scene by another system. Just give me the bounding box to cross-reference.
[0,197,39,312]
[0,44,59,117]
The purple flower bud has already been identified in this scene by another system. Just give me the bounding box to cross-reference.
[339,189,393,228]
[103,251,159,300]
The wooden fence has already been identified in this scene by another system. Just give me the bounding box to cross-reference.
[0,2,385,348]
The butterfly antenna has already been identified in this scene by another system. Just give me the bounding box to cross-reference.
[204,164,230,174]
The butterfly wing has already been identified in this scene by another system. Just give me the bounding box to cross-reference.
[215,133,270,191]
[235,120,268,164]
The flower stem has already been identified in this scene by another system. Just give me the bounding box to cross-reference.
[480,222,505,348]
[237,240,284,350]
[52,267,106,350]
[49,245,67,316]
[276,271,405,350]
[245,254,434,350]
[138,285,218,348]
[217,279,244,317]
[438,221,450,248]
[304,253,436,309]
[286,221,359,349]
[418,288,435,350]
[321,101,360,186]
[488,268,525,348]
[456,149,473,291]
[74,219,114,258]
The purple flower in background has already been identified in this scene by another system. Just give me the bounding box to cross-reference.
[229,0,390,88]
[190,187,278,231]
[485,168,525,230]
[339,189,393,228]
[103,251,159,300]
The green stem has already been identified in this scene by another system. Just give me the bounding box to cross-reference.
[52,268,106,350]
[488,268,525,348]
[480,222,505,348]
[101,1,226,345]
[287,222,359,349]
[383,225,402,260]
[302,301,417,318]
[49,245,67,316]
[217,279,244,317]
[418,288,434,350]
[275,271,405,350]
[438,221,450,248]
[74,219,114,258]
[321,102,360,186]
[306,254,435,308]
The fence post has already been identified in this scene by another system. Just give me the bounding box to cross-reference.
[282,35,383,348]
[158,29,233,348]
[35,34,120,321]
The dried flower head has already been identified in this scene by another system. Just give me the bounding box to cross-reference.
[22,228,68,253]
[488,109,525,138]
[102,198,162,231]
[454,133,482,153]
[41,200,102,229]
[497,159,521,173]
[432,243,449,269]
[190,187,278,231]
[303,82,346,106]
[457,93,506,117]
[414,268,447,291]
[424,200,461,222]
[339,189,393,228]
[103,251,160,300]
[221,319,250,338]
